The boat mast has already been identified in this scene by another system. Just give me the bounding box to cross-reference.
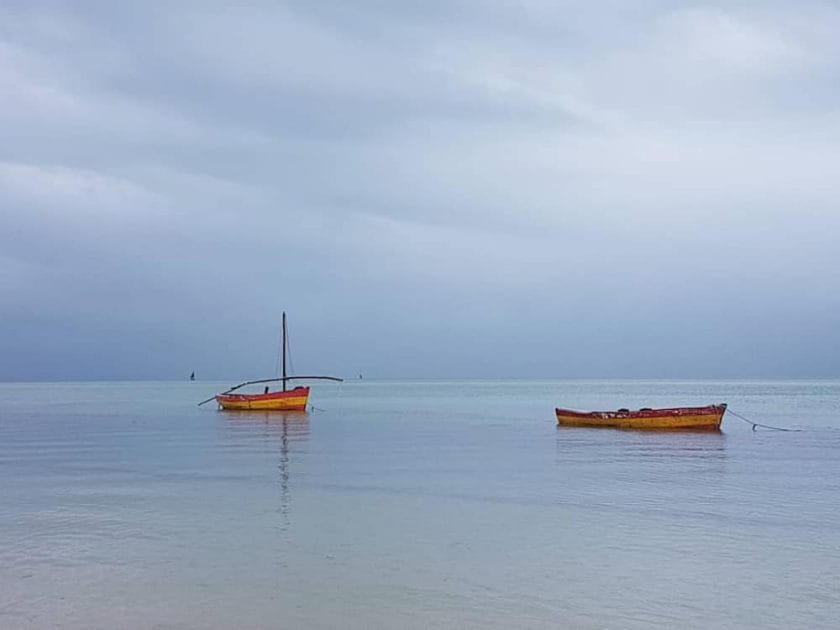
[282,312,287,391]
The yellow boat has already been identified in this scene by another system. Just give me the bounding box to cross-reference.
[215,386,311,411]
[555,404,727,431]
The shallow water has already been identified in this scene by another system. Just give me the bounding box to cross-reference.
[1,380,839,629]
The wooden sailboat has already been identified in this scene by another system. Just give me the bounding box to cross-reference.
[199,313,342,411]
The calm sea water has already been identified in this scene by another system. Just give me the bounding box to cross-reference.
[1,380,839,629]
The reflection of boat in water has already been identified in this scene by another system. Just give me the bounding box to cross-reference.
[223,411,311,444]
[199,312,342,411]
[222,410,312,426]
[555,404,727,430]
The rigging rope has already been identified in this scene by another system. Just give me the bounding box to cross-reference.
[728,409,802,432]
[285,324,295,377]
[275,333,283,377]
[274,320,295,377]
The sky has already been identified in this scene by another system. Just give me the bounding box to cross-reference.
[1,1,839,381]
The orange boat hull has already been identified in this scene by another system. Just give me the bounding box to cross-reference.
[216,387,310,411]
[555,404,726,431]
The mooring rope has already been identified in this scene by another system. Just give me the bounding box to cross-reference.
[728,409,802,432]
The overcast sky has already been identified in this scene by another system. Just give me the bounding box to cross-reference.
[2,1,839,381]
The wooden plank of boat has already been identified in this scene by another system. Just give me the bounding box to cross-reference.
[555,404,726,431]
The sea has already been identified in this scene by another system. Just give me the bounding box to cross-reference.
[1,379,839,629]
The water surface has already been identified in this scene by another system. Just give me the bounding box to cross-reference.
[1,380,839,628]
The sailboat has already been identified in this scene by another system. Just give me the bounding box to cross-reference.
[199,313,342,411]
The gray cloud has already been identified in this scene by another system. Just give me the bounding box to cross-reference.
[1,1,839,380]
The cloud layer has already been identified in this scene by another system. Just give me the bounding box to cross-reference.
[2,1,839,379]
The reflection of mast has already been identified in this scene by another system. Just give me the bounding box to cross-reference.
[278,417,290,528]
[267,413,310,533]
[220,412,309,537]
